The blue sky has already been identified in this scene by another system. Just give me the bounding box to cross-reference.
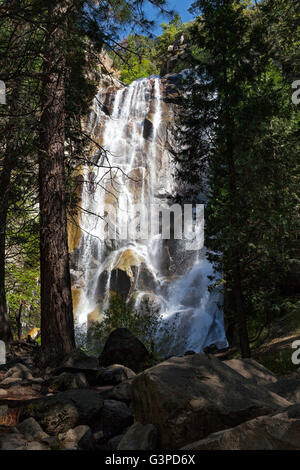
[144,0,196,35]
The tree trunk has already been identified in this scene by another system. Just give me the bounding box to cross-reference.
[223,65,251,358]
[39,1,75,365]
[15,301,23,341]
[0,160,13,343]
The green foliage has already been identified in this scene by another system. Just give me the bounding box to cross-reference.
[256,349,298,376]
[155,13,183,58]
[175,0,300,353]
[77,294,184,362]
[6,263,40,336]
[113,33,159,84]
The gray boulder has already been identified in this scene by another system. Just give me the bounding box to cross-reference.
[99,328,150,373]
[21,389,104,435]
[55,349,100,383]
[100,399,134,440]
[132,353,291,449]
[95,364,135,386]
[17,417,48,441]
[265,377,300,403]
[224,358,277,385]
[181,404,300,450]
[48,372,88,391]
[118,422,158,450]
[0,433,28,450]
[59,425,93,450]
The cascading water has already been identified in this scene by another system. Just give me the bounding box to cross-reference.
[71,76,228,355]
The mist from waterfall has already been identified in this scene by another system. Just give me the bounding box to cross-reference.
[72,76,228,355]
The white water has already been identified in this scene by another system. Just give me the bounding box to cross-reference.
[72,77,228,354]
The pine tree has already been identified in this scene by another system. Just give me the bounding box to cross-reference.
[176,0,299,356]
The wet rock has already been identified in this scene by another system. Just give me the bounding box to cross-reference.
[117,422,158,450]
[143,118,153,140]
[17,417,48,441]
[181,404,300,450]
[0,389,8,398]
[184,350,196,356]
[21,389,104,435]
[99,328,150,373]
[95,364,135,386]
[132,353,291,449]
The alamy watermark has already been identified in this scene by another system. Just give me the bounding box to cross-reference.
[0,340,5,365]
[0,80,6,105]
[98,203,204,251]
[292,340,300,366]
[292,80,300,105]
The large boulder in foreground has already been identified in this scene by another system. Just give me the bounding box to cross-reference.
[224,358,277,385]
[132,354,291,449]
[181,404,300,450]
[99,329,150,373]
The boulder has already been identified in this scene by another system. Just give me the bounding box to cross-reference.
[59,425,94,450]
[224,358,277,385]
[78,427,96,450]
[21,441,49,450]
[108,433,126,450]
[132,353,291,449]
[117,422,158,450]
[99,399,134,440]
[48,372,88,391]
[181,404,300,450]
[0,377,23,386]
[265,378,300,403]
[17,417,48,441]
[109,379,134,403]
[3,363,34,381]
[0,433,28,450]
[99,328,150,372]
[95,364,135,386]
[0,358,30,373]
[54,349,100,383]
[21,389,104,435]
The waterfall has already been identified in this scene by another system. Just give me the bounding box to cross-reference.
[71,76,228,355]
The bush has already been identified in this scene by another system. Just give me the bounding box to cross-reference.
[79,294,186,361]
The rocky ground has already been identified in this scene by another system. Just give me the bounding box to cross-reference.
[1,328,300,451]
